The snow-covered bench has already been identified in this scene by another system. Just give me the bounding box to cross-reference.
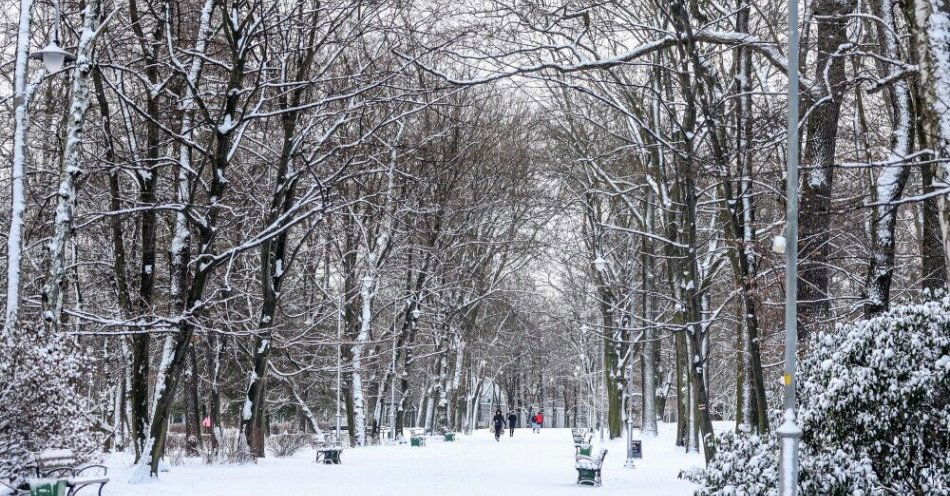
[22,450,109,496]
[572,430,591,446]
[575,448,607,486]
[315,446,343,464]
[409,429,426,447]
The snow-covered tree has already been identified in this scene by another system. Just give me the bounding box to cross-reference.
[0,325,96,487]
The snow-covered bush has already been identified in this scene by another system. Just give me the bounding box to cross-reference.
[683,430,880,496]
[266,433,311,457]
[200,428,255,464]
[799,297,950,494]
[164,433,188,466]
[686,296,950,495]
[683,429,776,496]
[0,324,97,486]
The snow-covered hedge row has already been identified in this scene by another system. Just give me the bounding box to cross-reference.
[685,296,950,495]
[0,325,96,486]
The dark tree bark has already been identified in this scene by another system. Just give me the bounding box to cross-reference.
[797,0,858,338]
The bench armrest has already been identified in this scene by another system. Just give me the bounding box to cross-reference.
[67,476,110,496]
[21,464,38,478]
[76,465,108,477]
[40,467,76,478]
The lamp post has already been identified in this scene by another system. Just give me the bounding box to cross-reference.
[624,318,637,468]
[580,324,594,429]
[28,0,74,73]
[777,0,803,493]
[389,300,399,442]
[336,291,343,446]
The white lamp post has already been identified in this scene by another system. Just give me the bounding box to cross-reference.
[411,307,422,320]
[390,299,399,442]
[336,292,343,445]
[29,0,74,73]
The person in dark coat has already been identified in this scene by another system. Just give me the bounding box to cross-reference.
[507,412,518,437]
[492,409,505,441]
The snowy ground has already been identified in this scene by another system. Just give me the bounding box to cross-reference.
[104,422,707,495]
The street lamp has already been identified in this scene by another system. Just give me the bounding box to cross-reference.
[411,307,422,320]
[624,324,637,469]
[778,0,803,493]
[30,42,74,73]
[336,292,343,446]
[593,255,609,273]
[771,234,787,255]
[390,299,399,443]
[29,0,74,73]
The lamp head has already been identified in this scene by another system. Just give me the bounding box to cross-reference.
[30,41,75,73]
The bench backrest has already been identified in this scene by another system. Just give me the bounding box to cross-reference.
[35,450,78,468]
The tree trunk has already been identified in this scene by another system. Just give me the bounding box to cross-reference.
[41,0,101,332]
[797,0,858,340]
[185,344,202,456]
[4,0,36,336]
[907,0,950,287]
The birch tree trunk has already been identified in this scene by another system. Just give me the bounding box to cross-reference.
[41,0,101,332]
[911,0,950,282]
[4,0,36,336]
[865,0,914,316]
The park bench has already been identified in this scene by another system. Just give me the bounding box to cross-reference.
[21,449,109,496]
[315,445,344,464]
[575,448,608,486]
[575,443,593,457]
[409,429,426,447]
[443,432,456,442]
[572,430,592,446]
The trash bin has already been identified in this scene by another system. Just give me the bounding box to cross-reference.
[29,479,67,496]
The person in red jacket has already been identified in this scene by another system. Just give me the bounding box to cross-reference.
[536,410,544,431]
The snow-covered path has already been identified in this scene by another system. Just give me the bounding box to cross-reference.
[105,423,703,495]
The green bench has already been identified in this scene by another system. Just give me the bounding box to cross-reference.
[410,435,426,447]
[316,446,343,464]
[18,450,110,496]
[576,448,608,486]
[443,432,456,442]
[572,428,591,446]
[575,443,592,457]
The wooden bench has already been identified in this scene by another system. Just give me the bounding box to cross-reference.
[575,443,593,457]
[573,430,592,446]
[22,450,109,496]
[407,429,426,447]
[575,448,608,486]
[315,446,343,464]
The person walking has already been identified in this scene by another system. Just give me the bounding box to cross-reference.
[507,411,518,437]
[536,410,544,431]
[493,409,505,441]
[531,412,540,433]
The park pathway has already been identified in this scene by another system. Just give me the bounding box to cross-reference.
[105,423,704,495]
